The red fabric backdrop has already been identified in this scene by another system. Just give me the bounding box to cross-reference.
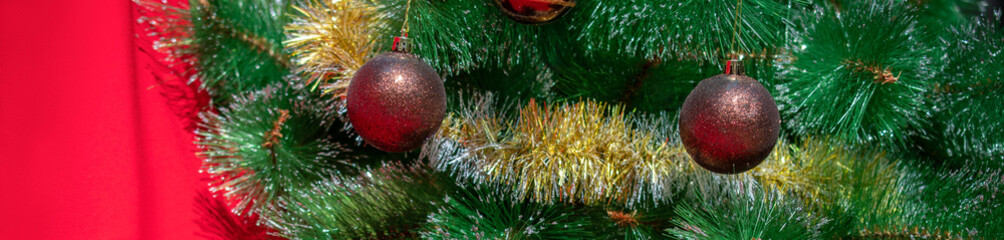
[0,0,201,239]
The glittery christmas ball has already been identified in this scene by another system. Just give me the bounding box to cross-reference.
[347,51,446,152]
[494,0,576,24]
[678,73,780,174]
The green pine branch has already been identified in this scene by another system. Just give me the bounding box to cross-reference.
[154,0,1004,238]
[421,185,594,239]
[197,83,354,214]
[779,0,937,148]
[262,162,449,239]
[190,0,293,102]
[666,182,820,239]
[373,0,795,112]
[929,13,1004,168]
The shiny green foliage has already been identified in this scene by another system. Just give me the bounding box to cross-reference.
[166,0,1004,238]
[820,167,1004,239]
[736,138,1000,239]
[197,83,350,214]
[652,0,795,61]
[916,0,982,33]
[375,0,555,103]
[377,0,793,112]
[190,0,292,102]
[931,16,1003,168]
[263,162,448,239]
[441,61,555,106]
[809,150,915,238]
[780,0,934,147]
[795,142,1003,239]
[548,55,709,112]
[666,184,819,239]
[421,186,593,239]
[547,0,794,112]
[586,205,676,240]
[754,139,903,214]
[376,0,546,74]
[898,168,1004,238]
[385,0,794,69]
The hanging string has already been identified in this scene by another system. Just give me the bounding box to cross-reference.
[729,0,744,59]
[401,0,414,35]
[393,0,414,51]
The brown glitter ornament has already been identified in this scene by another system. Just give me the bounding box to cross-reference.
[346,37,446,152]
[678,60,780,174]
[494,0,576,24]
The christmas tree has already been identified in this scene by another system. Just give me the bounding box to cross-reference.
[135,0,1003,239]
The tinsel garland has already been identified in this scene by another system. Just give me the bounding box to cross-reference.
[421,95,909,210]
[284,0,390,96]
[423,96,693,206]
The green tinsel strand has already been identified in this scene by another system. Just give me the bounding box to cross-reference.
[914,0,983,36]
[197,83,352,214]
[758,138,943,239]
[565,0,798,62]
[930,15,1003,168]
[442,61,556,107]
[544,0,694,112]
[813,154,916,239]
[190,0,292,102]
[799,144,1001,238]
[665,182,820,239]
[374,0,546,74]
[544,0,793,112]
[379,0,793,68]
[548,0,793,112]
[779,0,935,148]
[738,138,961,238]
[750,138,889,211]
[820,165,1003,239]
[372,0,555,104]
[421,186,594,240]
[262,162,448,239]
[895,168,1004,238]
[547,49,713,112]
[376,0,794,111]
[653,0,795,62]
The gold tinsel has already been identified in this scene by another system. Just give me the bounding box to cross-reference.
[752,139,903,208]
[428,98,695,205]
[751,138,916,236]
[284,0,388,97]
[858,226,959,240]
[425,96,908,207]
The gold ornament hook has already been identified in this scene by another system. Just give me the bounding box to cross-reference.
[726,0,745,74]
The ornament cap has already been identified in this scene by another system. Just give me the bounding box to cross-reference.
[392,35,412,53]
[725,59,745,75]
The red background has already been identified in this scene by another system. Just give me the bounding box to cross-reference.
[0,0,201,239]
